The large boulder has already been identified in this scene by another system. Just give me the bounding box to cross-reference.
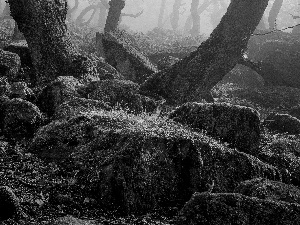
[247,34,300,88]
[263,113,300,134]
[102,30,158,84]
[3,40,32,68]
[169,102,260,154]
[9,82,34,101]
[30,110,281,213]
[0,76,11,96]
[85,79,157,113]
[53,97,111,120]
[234,178,300,204]
[0,49,21,80]
[289,105,300,120]
[257,137,300,186]
[1,98,43,141]
[176,192,300,225]
[36,76,84,117]
[0,186,23,221]
[47,215,97,225]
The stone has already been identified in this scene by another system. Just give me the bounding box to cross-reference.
[176,192,300,225]
[0,76,11,96]
[102,30,158,84]
[2,98,43,141]
[169,102,261,154]
[36,76,84,117]
[9,82,34,101]
[0,186,22,221]
[85,79,153,113]
[234,178,300,204]
[30,110,281,213]
[48,215,97,225]
[53,97,111,120]
[3,40,32,68]
[263,113,300,134]
[289,105,300,120]
[0,49,21,80]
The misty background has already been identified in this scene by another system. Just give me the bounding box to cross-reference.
[66,0,300,35]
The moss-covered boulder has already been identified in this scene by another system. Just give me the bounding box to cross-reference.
[169,102,260,154]
[102,30,158,84]
[234,178,300,204]
[3,40,32,68]
[9,82,34,101]
[257,137,300,186]
[0,76,11,96]
[0,186,22,221]
[289,105,300,120]
[36,76,84,117]
[53,97,111,120]
[176,192,300,225]
[2,98,43,141]
[0,49,21,80]
[263,113,300,134]
[30,110,281,213]
[85,79,157,113]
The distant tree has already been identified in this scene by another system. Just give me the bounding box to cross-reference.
[183,0,212,35]
[67,0,79,20]
[158,0,167,28]
[170,0,182,31]
[190,0,200,37]
[140,0,269,104]
[7,0,97,85]
[104,0,125,32]
[268,0,283,30]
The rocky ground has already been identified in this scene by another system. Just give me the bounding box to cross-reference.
[1,22,300,224]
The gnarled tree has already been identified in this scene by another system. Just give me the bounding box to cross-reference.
[7,0,97,85]
[104,0,125,33]
[140,0,269,104]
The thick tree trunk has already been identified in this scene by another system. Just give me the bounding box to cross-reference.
[170,0,182,31]
[104,0,125,33]
[190,0,200,37]
[268,0,283,30]
[140,0,269,104]
[7,0,96,85]
[158,0,167,28]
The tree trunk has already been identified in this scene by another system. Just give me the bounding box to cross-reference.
[268,0,283,30]
[158,0,167,28]
[7,0,96,85]
[98,2,108,30]
[104,0,125,33]
[190,0,200,37]
[140,0,269,104]
[75,3,98,26]
[67,0,79,20]
[170,0,182,31]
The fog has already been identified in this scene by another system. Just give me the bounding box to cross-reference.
[3,0,300,35]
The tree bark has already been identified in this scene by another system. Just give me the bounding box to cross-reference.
[170,0,182,31]
[140,0,269,104]
[158,0,167,28]
[268,0,283,30]
[104,0,125,33]
[7,0,96,85]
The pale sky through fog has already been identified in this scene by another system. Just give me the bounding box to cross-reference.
[69,0,300,35]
